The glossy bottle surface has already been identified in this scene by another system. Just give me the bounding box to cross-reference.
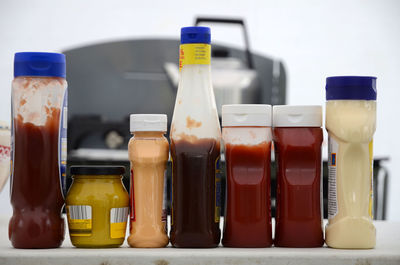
[66,174,129,248]
[222,142,272,247]
[274,127,324,247]
[170,138,221,247]
[128,131,169,248]
[9,77,66,249]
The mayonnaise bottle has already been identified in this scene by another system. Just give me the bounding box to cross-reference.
[325,76,377,249]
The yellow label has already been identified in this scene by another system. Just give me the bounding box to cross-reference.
[110,222,127,239]
[179,43,211,71]
[67,205,92,237]
[368,140,374,219]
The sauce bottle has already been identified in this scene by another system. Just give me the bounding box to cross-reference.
[128,114,169,248]
[170,27,221,248]
[221,104,273,248]
[325,76,377,249]
[273,105,324,247]
[9,52,68,248]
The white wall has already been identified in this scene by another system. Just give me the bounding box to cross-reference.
[0,0,399,220]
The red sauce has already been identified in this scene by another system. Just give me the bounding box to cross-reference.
[9,108,65,248]
[222,142,272,247]
[273,127,324,247]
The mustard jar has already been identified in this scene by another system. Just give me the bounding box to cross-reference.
[66,166,129,248]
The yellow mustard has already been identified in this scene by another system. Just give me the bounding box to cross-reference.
[66,166,129,248]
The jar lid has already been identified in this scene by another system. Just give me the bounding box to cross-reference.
[222,104,272,127]
[130,114,167,132]
[70,166,125,175]
[273,105,322,127]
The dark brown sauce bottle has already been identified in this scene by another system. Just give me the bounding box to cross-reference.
[170,138,221,248]
[9,109,65,248]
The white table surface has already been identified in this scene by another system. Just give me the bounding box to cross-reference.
[0,215,399,265]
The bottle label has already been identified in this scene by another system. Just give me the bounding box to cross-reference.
[215,156,221,223]
[369,140,374,219]
[110,207,129,239]
[130,169,136,222]
[328,136,339,219]
[162,169,167,225]
[67,205,92,236]
[58,88,68,198]
[179,43,211,71]
[171,158,174,226]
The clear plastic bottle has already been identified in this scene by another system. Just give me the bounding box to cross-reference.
[170,27,221,248]
[221,104,273,248]
[128,114,169,248]
[325,76,377,249]
[9,52,68,248]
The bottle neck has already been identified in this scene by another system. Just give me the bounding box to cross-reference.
[132,131,165,138]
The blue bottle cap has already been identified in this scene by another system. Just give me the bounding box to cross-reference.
[326,76,377,100]
[181,27,211,44]
[14,52,66,78]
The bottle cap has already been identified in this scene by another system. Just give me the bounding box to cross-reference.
[130,114,167,132]
[326,76,377,100]
[273,105,322,127]
[181,27,211,44]
[222,104,272,127]
[14,52,66,78]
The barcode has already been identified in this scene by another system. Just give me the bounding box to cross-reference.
[68,205,91,220]
[110,207,129,223]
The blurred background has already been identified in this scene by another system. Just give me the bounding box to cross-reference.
[0,0,399,220]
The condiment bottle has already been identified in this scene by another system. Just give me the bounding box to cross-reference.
[221,104,273,248]
[170,27,221,248]
[128,114,169,248]
[325,76,377,249]
[273,105,324,247]
[9,52,68,248]
[66,166,129,248]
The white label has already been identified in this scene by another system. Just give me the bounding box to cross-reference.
[68,205,92,220]
[328,136,339,219]
[110,207,129,224]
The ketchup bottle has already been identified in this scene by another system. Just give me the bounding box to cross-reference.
[273,105,324,247]
[9,52,67,248]
[221,104,273,247]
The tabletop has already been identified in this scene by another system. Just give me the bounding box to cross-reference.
[0,215,399,265]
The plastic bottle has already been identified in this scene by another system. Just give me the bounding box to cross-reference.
[221,104,273,247]
[170,27,221,248]
[9,52,68,248]
[273,105,324,247]
[325,76,377,249]
[128,114,169,248]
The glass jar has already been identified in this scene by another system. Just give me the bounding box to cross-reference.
[66,166,129,248]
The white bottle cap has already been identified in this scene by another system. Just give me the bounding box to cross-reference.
[222,104,272,127]
[273,105,322,127]
[130,114,167,132]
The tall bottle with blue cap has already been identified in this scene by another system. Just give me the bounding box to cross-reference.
[9,52,68,248]
[325,76,377,249]
[170,27,221,247]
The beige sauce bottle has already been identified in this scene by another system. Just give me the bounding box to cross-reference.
[325,76,377,249]
[128,114,169,248]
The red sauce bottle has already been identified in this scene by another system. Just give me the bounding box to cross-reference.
[222,105,273,247]
[273,105,324,247]
[9,53,67,248]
